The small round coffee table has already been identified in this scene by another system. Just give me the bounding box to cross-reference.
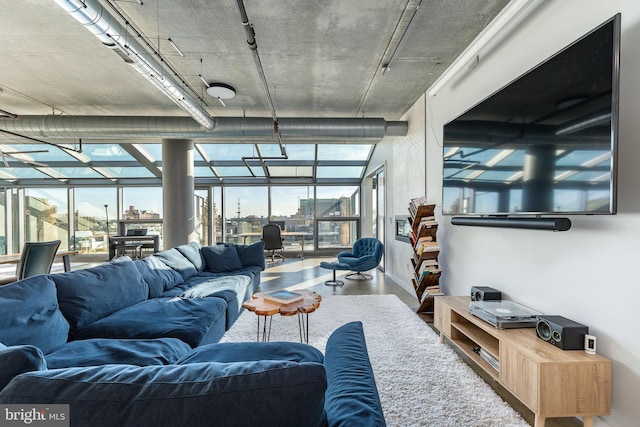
[242,290,322,343]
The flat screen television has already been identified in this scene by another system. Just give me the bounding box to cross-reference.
[442,14,620,216]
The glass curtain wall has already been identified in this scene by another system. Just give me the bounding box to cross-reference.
[194,187,222,246]
[224,187,268,245]
[316,186,360,249]
[3,184,361,255]
[24,188,69,250]
[122,187,163,247]
[0,189,5,254]
[74,188,117,254]
[270,186,315,253]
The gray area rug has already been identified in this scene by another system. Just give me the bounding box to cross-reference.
[222,294,530,427]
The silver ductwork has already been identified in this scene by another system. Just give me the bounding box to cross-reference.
[54,0,214,130]
[0,116,408,140]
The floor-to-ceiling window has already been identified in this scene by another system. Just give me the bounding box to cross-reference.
[224,187,268,245]
[315,186,360,249]
[122,187,163,249]
[0,189,5,254]
[24,188,69,250]
[270,186,315,253]
[73,188,117,254]
[372,168,385,270]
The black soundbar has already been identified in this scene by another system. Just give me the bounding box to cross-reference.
[451,216,571,231]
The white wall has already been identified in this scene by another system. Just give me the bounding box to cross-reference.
[384,1,640,426]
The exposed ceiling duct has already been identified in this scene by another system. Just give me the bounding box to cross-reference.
[53,0,214,130]
[0,116,408,140]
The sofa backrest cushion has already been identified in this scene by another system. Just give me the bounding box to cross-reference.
[0,345,47,391]
[0,361,328,427]
[175,241,206,272]
[201,244,243,273]
[154,248,198,280]
[45,337,191,370]
[0,275,70,355]
[176,341,324,365]
[52,259,148,334]
[135,256,184,295]
[234,241,266,270]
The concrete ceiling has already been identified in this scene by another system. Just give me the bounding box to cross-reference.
[0,0,510,130]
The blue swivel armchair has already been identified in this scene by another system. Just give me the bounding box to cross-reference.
[337,238,384,280]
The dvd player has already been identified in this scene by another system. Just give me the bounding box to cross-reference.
[469,300,540,329]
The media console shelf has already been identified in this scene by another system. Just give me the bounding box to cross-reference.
[434,296,611,427]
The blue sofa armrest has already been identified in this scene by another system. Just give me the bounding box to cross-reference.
[324,321,386,427]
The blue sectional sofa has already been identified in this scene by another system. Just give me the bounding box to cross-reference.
[0,241,386,426]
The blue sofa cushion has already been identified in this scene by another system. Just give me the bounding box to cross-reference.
[177,341,324,365]
[52,259,148,334]
[175,241,206,272]
[202,244,244,273]
[234,241,266,270]
[154,248,198,280]
[72,297,227,348]
[135,256,184,295]
[45,338,192,369]
[0,345,47,391]
[0,276,70,354]
[324,321,386,427]
[0,361,327,427]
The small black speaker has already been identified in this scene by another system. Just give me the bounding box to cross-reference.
[536,315,588,350]
[470,286,501,301]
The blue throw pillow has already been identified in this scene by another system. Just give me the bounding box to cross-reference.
[0,361,328,427]
[234,241,266,270]
[154,249,198,280]
[176,241,206,272]
[0,345,47,391]
[136,256,184,295]
[202,244,243,273]
[52,259,148,334]
[0,275,70,355]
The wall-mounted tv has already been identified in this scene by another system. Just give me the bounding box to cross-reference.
[443,14,620,216]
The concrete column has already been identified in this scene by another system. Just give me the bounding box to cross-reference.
[162,139,195,248]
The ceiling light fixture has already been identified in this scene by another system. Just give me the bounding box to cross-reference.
[206,83,236,107]
[168,38,185,57]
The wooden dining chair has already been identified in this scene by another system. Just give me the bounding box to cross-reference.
[0,240,62,285]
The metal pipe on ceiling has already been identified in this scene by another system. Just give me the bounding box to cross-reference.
[0,116,408,140]
[53,0,214,130]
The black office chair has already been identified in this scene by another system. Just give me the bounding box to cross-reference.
[262,224,285,262]
[0,240,62,285]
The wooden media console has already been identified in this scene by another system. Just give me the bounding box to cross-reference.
[434,296,611,427]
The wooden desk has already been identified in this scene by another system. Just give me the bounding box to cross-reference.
[238,232,310,259]
[434,296,611,427]
[109,235,160,259]
[0,250,79,273]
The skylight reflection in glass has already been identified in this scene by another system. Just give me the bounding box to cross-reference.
[259,144,315,160]
[316,166,364,178]
[199,144,257,160]
[82,144,135,161]
[317,144,373,161]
